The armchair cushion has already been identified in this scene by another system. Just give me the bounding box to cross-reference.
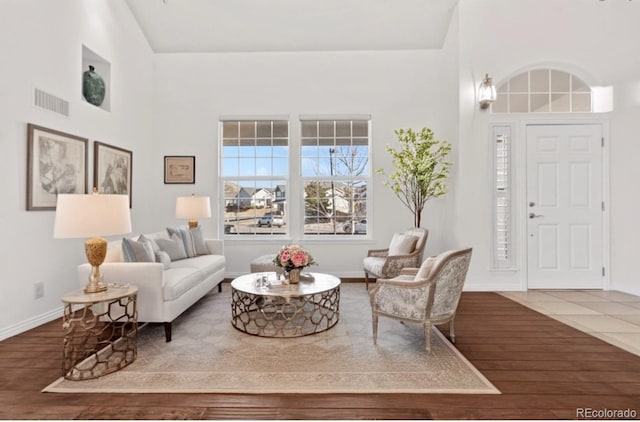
[388,233,419,256]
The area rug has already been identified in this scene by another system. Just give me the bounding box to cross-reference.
[44,283,499,394]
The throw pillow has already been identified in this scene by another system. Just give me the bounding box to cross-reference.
[156,233,188,261]
[122,237,155,263]
[415,256,438,281]
[167,227,196,258]
[388,233,419,256]
[190,226,210,255]
[155,250,171,269]
[138,234,160,253]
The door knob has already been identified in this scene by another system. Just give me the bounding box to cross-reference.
[529,213,544,219]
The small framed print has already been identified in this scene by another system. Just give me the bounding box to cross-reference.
[26,123,88,210]
[94,141,133,207]
[164,156,195,184]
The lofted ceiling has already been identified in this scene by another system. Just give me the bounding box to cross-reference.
[125,0,458,53]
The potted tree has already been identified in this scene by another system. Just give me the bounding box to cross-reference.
[377,127,452,228]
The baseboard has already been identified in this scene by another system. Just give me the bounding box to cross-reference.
[0,306,63,342]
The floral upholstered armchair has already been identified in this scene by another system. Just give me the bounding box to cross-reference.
[369,247,473,352]
[362,227,428,290]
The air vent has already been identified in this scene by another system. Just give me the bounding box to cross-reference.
[34,88,69,117]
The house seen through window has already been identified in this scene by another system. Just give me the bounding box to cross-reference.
[220,117,370,237]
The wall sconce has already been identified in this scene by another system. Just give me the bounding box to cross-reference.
[176,194,211,229]
[478,73,497,110]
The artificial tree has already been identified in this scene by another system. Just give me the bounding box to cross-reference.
[377,127,452,228]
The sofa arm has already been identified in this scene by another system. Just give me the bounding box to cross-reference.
[78,262,166,322]
[205,239,224,255]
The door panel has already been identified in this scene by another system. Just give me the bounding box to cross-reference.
[526,124,603,289]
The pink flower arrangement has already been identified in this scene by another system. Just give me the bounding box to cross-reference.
[273,244,316,271]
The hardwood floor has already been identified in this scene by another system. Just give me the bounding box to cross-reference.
[1,290,639,420]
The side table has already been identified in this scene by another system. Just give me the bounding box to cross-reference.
[61,285,138,380]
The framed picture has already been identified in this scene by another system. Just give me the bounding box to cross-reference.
[26,123,88,210]
[164,156,195,184]
[94,141,133,207]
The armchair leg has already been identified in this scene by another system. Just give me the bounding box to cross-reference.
[164,322,172,342]
[450,319,456,344]
[364,271,370,290]
[218,283,222,293]
[423,322,432,352]
[372,314,378,345]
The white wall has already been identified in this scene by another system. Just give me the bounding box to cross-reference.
[0,0,154,339]
[149,41,460,277]
[456,0,640,294]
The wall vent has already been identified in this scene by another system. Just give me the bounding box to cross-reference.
[34,88,69,117]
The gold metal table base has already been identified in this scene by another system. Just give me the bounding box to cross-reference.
[231,278,340,337]
[61,287,138,380]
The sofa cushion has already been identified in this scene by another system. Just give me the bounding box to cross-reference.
[162,267,204,301]
[156,233,187,261]
[169,254,226,275]
[122,237,155,262]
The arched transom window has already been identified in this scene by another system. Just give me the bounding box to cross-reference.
[492,69,592,113]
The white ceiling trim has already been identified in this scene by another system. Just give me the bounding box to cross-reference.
[125,0,458,53]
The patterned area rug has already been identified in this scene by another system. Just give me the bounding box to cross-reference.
[44,283,499,394]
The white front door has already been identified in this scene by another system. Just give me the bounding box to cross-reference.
[526,124,604,289]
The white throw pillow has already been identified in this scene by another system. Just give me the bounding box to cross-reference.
[388,233,419,256]
[415,256,438,281]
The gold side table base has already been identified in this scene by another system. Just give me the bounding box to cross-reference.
[61,287,138,380]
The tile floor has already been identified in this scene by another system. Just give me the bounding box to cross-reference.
[499,289,640,357]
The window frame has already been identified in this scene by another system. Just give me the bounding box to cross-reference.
[299,116,372,239]
[219,117,290,238]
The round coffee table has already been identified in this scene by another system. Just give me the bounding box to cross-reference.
[230,272,340,337]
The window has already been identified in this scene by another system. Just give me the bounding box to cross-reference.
[492,69,592,113]
[492,125,514,269]
[300,118,370,236]
[221,119,289,236]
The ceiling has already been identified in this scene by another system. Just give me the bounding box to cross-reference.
[125,0,458,53]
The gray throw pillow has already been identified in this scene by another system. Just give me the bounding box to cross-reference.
[167,227,196,258]
[155,250,171,269]
[122,237,155,263]
[138,234,160,253]
[156,233,187,261]
[190,226,210,255]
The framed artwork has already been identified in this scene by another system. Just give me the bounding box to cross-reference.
[26,123,88,210]
[94,141,133,207]
[164,156,195,184]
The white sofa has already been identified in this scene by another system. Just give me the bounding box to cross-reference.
[78,230,225,342]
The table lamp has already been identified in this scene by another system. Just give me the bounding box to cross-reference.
[176,194,211,229]
[54,189,132,293]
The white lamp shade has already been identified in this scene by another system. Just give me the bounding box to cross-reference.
[176,195,211,219]
[54,194,132,238]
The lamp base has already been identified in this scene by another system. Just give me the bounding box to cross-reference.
[188,219,198,229]
[84,237,108,293]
